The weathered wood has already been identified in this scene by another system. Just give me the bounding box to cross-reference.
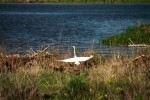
[128,44,150,47]
[0,45,52,72]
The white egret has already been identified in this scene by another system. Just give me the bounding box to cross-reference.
[57,46,93,65]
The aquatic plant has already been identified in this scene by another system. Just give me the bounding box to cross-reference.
[101,24,150,46]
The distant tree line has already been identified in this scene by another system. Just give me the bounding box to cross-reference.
[0,0,150,3]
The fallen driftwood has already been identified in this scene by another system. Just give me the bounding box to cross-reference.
[29,44,52,57]
[128,44,150,47]
[0,45,52,72]
[132,54,150,73]
[132,54,146,61]
[128,38,150,47]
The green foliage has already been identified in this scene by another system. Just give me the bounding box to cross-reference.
[38,72,58,93]
[101,24,150,46]
[0,65,149,99]
[0,72,38,99]
[59,75,95,100]
[37,71,68,94]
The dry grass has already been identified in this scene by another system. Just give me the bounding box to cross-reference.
[0,46,150,100]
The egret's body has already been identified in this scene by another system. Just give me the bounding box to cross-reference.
[57,46,93,65]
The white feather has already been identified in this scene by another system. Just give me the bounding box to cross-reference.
[57,46,93,65]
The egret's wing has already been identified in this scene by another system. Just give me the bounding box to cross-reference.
[57,58,76,62]
[77,56,93,61]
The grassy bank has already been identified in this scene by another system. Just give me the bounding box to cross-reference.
[0,0,150,3]
[101,24,150,46]
[0,47,150,99]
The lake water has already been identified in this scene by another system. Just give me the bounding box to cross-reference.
[0,4,150,54]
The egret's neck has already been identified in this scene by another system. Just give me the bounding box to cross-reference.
[73,46,77,57]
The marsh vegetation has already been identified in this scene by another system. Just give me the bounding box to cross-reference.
[0,45,150,100]
[101,24,150,46]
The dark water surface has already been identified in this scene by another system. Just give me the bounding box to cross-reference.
[0,4,150,54]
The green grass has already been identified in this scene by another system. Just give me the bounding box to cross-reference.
[0,49,150,99]
[101,24,150,46]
